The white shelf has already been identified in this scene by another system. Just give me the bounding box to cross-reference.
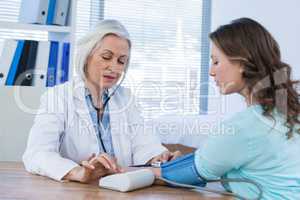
[0,0,77,162]
[0,21,71,33]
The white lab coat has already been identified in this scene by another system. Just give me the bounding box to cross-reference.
[23,77,166,181]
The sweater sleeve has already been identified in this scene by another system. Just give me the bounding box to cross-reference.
[194,120,251,180]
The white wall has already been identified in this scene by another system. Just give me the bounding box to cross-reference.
[0,87,44,161]
[208,0,300,118]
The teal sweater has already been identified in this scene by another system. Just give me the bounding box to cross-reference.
[195,105,300,199]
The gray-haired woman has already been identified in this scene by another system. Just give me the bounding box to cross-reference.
[23,19,180,183]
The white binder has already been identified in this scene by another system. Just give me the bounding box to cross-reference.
[33,41,50,87]
[0,40,17,86]
[53,0,70,26]
[19,0,50,24]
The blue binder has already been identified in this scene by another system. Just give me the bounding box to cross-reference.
[5,40,25,86]
[13,40,38,86]
[46,0,57,25]
[46,41,59,87]
[60,42,70,83]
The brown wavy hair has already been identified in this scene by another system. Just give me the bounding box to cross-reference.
[210,18,300,138]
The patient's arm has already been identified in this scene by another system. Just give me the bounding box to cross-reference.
[150,167,166,185]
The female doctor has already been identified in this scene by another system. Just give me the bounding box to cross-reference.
[23,19,180,183]
[151,18,300,199]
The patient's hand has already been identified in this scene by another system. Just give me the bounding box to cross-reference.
[149,150,182,164]
[150,167,161,178]
[150,167,167,185]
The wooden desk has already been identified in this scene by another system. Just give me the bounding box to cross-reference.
[0,162,232,200]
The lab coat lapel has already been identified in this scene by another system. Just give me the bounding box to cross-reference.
[72,77,96,137]
[109,91,132,166]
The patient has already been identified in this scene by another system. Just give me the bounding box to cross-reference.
[150,18,300,199]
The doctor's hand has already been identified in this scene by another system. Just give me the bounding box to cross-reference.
[63,153,122,183]
[149,150,182,164]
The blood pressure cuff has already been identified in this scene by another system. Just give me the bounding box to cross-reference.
[161,153,207,187]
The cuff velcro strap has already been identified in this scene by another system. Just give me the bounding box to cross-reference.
[161,153,206,187]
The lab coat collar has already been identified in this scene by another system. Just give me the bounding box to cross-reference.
[72,76,117,102]
[72,76,86,101]
[71,76,120,147]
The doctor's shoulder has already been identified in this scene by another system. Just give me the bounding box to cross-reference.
[113,86,137,103]
[38,81,73,113]
[42,81,72,99]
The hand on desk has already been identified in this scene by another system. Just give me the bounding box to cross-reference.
[63,153,123,183]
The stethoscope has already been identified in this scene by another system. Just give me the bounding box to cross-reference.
[92,70,127,153]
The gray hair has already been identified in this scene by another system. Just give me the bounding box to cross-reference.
[76,19,131,80]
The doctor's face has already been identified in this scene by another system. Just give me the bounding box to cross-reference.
[209,42,245,95]
[85,34,129,89]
